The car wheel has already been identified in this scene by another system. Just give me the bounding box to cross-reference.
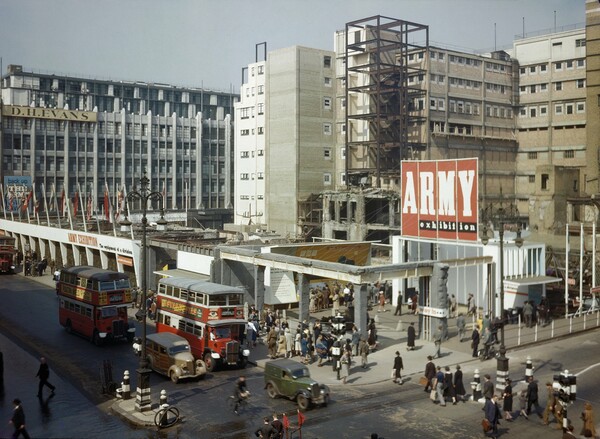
[65,320,73,334]
[170,371,179,384]
[266,383,278,399]
[204,353,216,372]
[322,394,330,407]
[297,394,310,410]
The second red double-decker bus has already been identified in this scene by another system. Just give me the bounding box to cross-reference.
[0,235,16,274]
[156,277,249,372]
[57,266,135,345]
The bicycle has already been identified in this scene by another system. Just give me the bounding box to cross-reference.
[154,405,180,429]
[227,391,250,414]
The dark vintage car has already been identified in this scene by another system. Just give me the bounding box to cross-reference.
[264,359,330,410]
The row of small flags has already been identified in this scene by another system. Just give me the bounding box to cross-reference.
[0,181,166,223]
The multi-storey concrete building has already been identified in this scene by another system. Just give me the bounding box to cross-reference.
[0,65,237,225]
[232,46,336,239]
[323,16,518,242]
[512,25,587,234]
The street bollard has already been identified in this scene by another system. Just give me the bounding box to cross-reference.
[160,389,168,408]
[122,370,130,400]
[471,368,482,401]
[525,356,534,380]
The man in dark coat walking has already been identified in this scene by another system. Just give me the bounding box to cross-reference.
[392,351,404,384]
[471,326,480,358]
[484,394,501,438]
[424,355,436,392]
[526,376,542,418]
[9,398,31,439]
[36,357,56,398]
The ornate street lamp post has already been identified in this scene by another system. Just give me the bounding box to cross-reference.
[480,195,523,390]
[120,174,166,413]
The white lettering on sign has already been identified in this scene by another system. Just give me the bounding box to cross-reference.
[403,169,475,218]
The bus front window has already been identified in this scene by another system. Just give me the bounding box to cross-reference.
[100,306,118,318]
[213,327,231,339]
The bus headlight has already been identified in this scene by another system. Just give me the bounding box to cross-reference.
[242,349,250,357]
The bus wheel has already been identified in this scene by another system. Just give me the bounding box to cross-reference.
[92,330,102,346]
[203,353,216,372]
[237,357,247,369]
[65,320,73,334]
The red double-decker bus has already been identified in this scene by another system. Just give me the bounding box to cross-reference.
[0,235,16,273]
[57,266,135,345]
[156,277,249,372]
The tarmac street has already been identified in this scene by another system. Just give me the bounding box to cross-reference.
[1,270,599,438]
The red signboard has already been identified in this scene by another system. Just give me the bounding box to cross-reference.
[401,158,478,241]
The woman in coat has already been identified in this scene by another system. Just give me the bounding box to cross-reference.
[443,366,457,404]
[503,378,514,421]
[407,322,416,351]
[454,364,466,402]
[581,402,596,437]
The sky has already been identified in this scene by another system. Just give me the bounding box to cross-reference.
[0,0,586,93]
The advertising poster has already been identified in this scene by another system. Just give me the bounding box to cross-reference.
[3,176,32,212]
[401,158,478,242]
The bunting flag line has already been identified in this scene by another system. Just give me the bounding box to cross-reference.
[73,191,79,218]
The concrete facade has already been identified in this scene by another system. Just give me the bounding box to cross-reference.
[0,66,237,215]
[512,26,587,234]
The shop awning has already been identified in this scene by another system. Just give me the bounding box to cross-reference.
[504,275,562,287]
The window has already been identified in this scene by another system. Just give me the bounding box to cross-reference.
[257,172,264,179]
[540,64,547,72]
[530,66,535,73]
[577,59,585,68]
[473,104,479,115]
[437,98,445,111]
[555,62,562,71]
[528,152,538,159]
[324,77,332,87]
[323,123,332,135]
[540,83,547,91]
[520,67,526,75]
[540,106,547,115]
[323,173,332,185]
[324,149,331,159]
[257,65,264,75]
[240,173,249,180]
[520,86,526,94]
[257,103,264,114]
[240,129,250,136]
[449,100,456,113]
[542,174,550,190]
[530,108,536,117]
[555,104,563,115]
[240,151,249,158]
[576,38,586,47]
[564,150,574,159]
[240,107,250,119]
[258,85,264,95]
[566,60,573,70]
[577,79,585,89]
[555,82,562,91]
[438,52,445,61]
[257,149,264,156]
[577,102,585,113]
[530,85,536,93]
[566,104,574,115]
[323,97,332,109]
[257,127,264,134]
[520,108,527,116]
[528,175,535,183]
[552,42,562,47]
[323,56,331,68]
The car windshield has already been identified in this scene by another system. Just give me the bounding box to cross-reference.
[168,344,190,355]
[291,368,310,379]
